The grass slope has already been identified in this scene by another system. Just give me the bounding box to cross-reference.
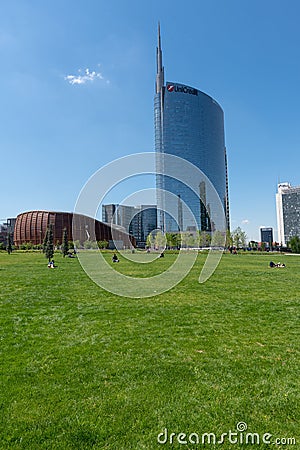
[0,252,299,449]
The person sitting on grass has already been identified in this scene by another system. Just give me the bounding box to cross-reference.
[112,253,119,263]
[48,260,56,268]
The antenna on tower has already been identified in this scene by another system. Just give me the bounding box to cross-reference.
[156,22,164,93]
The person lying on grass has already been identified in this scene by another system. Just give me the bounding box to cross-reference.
[269,261,285,268]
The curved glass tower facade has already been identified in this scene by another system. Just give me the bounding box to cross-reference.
[155,26,229,232]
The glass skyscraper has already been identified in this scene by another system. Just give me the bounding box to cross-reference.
[154,25,229,232]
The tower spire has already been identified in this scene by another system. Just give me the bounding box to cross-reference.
[156,22,164,93]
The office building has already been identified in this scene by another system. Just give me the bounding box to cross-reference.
[276,183,300,246]
[102,204,135,230]
[102,204,157,247]
[0,218,16,245]
[260,227,273,247]
[154,25,229,232]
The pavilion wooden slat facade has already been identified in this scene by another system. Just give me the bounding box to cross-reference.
[14,211,135,247]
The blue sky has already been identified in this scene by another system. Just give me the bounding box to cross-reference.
[1,0,300,241]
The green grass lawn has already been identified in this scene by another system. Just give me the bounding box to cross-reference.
[0,251,299,449]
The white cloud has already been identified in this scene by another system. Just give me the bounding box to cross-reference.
[65,68,107,85]
[241,219,250,225]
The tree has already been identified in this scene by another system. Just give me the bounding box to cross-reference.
[83,240,98,249]
[6,232,13,254]
[74,240,82,250]
[198,231,211,248]
[211,230,226,247]
[226,230,233,247]
[289,236,300,254]
[146,230,166,250]
[83,240,92,249]
[186,233,198,248]
[154,231,166,249]
[61,228,69,257]
[165,232,179,249]
[231,227,247,249]
[98,240,108,249]
[146,233,152,248]
[249,240,258,250]
[45,224,54,262]
[180,232,198,248]
[42,229,49,254]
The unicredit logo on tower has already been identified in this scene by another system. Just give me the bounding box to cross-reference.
[167,84,198,96]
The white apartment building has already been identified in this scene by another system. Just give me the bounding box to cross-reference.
[276,182,300,245]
